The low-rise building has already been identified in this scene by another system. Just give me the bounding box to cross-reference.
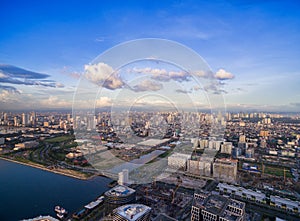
[14,141,39,150]
[270,196,300,212]
[217,183,266,204]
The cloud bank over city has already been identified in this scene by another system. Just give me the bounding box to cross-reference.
[0,1,300,111]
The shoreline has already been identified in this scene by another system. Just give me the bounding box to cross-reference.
[0,156,97,180]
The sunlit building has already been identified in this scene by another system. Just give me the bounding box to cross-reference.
[113,204,151,221]
[213,158,238,183]
[104,185,136,212]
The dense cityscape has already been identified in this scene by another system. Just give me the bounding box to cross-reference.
[0,110,300,220]
[2,1,300,221]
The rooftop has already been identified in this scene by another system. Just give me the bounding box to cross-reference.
[106,185,135,197]
[204,195,228,214]
[137,138,170,147]
[21,215,59,221]
[227,199,245,210]
[219,211,240,221]
[114,204,151,221]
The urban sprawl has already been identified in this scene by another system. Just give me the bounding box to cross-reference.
[0,111,300,221]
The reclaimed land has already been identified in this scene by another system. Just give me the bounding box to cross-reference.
[0,155,96,180]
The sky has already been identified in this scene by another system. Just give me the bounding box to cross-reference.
[0,0,300,112]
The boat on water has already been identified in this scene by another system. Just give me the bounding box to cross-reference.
[57,212,65,219]
[54,206,67,219]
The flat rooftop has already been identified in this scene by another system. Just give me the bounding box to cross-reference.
[228,199,245,210]
[220,212,240,221]
[115,204,151,221]
[21,216,59,221]
[204,195,228,214]
[106,185,135,197]
[137,138,170,147]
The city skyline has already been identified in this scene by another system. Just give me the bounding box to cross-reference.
[1,0,300,111]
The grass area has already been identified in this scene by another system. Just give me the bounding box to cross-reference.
[239,159,293,178]
[158,149,173,158]
[264,166,293,178]
[63,142,78,149]
[44,135,74,143]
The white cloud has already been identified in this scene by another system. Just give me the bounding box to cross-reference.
[40,96,71,108]
[95,96,112,107]
[0,90,10,102]
[84,62,124,90]
[193,70,213,78]
[131,67,189,82]
[214,69,234,80]
[0,71,7,78]
[55,82,65,88]
[132,79,163,92]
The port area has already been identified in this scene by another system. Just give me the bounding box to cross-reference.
[61,180,194,221]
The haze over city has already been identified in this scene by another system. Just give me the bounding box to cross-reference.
[1,0,300,111]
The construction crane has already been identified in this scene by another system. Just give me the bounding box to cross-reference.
[261,162,265,176]
[171,176,182,204]
[283,168,288,183]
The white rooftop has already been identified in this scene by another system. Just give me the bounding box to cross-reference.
[21,215,59,221]
[137,138,170,147]
[106,185,135,197]
[115,204,151,221]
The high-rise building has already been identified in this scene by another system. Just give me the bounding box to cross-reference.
[191,191,245,221]
[221,142,233,155]
[118,169,129,185]
[213,158,238,183]
[167,153,191,169]
[113,204,151,221]
[187,156,213,177]
[239,135,246,143]
[259,130,269,137]
[87,114,96,130]
[22,113,29,126]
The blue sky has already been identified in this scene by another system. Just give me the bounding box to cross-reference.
[0,0,300,111]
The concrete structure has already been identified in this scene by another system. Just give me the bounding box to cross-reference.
[137,139,170,147]
[260,130,269,137]
[208,141,222,151]
[113,204,151,221]
[239,135,246,143]
[118,169,129,185]
[199,140,209,149]
[213,159,238,183]
[270,196,300,212]
[191,191,245,221]
[168,153,191,169]
[217,183,266,204]
[281,151,295,157]
[220,142,233,155]
[21,215,59,221]
[14,141,39,150]
[245,148,254,158]
[104,185,136,211]
[187,156,213,177]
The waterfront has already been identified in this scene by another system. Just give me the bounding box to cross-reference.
[0,159,111,221]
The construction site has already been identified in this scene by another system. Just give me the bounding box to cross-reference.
[132,177,195,220]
